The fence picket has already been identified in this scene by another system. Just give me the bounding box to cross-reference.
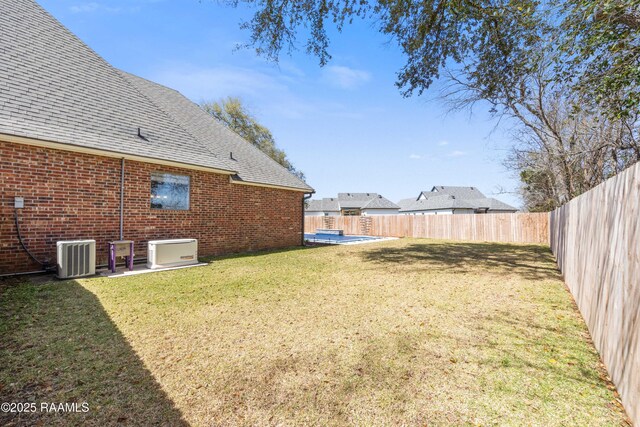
[304,212,549,244]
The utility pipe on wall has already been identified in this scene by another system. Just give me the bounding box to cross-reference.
[120,158,125,240]
[302,191,314,246]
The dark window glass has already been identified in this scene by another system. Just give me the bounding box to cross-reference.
[150,173,190,210]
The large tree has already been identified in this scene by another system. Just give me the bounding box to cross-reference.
[225,0,639,209]
[229,0,639,114]
[559,0,640,118]
[235,0,543,96]
[201,97,305,180]
[502,77,640,211]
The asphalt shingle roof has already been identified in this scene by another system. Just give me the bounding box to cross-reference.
[399,191,517,213]
[399,195,476,212]
[306,193,399,212]
[120,72,312,191]
[474,198,518,211]
[425,186,487,199]
[361,195,400,209]
[397,198,418,209]
[306,198,340,212]
[0,0,312,192]
[337,193,378,208]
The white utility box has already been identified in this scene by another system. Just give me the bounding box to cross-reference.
[147,239,198,269]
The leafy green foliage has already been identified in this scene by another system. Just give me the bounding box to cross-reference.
[379,0,545,100]
[559,0,640,118]
[233,0,546,99]
[226,0,639,209]
[201,97,305,180]
[231,0,639,114]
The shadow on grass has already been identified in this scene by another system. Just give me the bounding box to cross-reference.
[472,311,615,388]
[360,241,561,281]
[0,278,187,427]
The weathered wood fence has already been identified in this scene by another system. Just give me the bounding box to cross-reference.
[550,162,640,425]
[305,212,549,244]
[307,166,640,422]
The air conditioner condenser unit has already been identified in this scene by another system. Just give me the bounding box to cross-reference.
[147,239,198,269]
[57,240,96,279]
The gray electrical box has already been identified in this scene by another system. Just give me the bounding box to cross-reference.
[14,197,24,209]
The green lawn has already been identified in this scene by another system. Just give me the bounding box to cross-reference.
[0,239,629,426]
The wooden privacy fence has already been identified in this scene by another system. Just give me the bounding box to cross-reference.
[308,165,640,423]
[550,162,640,425]
[305,212,549,244]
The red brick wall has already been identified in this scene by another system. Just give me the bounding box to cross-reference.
[0,140,304,274]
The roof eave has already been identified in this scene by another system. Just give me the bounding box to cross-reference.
[229,175,314,193]
[0,132,238,175]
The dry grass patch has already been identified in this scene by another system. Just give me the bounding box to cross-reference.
[0,239,630,426]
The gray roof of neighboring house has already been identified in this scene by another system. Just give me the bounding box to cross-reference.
[0,0,312,192]
[397,198,418,210]
[306,198,340,212]
[337,193,378,200]
[337,193,399,209]
[400,186,518,212]
[361,195,400,209]
[306,193,399,212]
[399,195,476,212]
[474,198,518,211]
[425,186,487,199]
[337,193,376,208]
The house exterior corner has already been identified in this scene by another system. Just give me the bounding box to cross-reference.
[0,140,304,274]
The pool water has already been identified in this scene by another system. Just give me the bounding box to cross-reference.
[304,233,382,244]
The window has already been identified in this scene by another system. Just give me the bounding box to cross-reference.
[150,172,190,210]
[341,209,361,216]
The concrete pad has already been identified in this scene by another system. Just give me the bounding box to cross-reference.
[99,263,208,278]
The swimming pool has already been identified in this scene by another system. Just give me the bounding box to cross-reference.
[304,233,385,244]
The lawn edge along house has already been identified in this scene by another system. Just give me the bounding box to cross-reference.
[0,0,314,275]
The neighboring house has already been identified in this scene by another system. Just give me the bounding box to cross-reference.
[306,198,341,216]
[306,193,400,216]
[0,0,313,274]
[398,186,518,215]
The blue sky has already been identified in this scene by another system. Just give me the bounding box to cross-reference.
[39,0,522,208]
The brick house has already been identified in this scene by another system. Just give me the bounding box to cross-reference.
[0,0,314,275]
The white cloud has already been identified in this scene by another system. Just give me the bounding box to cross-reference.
[438,140,449,146]
[409,154,422,159]
[152,65,288,100]
[69,2,140,13]
[448,150,468,157]
[277,62,306,79]
[321,65,371,89]
[70,3,104,13]
[149,63,365,120]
